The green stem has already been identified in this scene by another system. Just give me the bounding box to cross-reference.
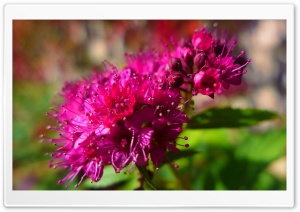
[183,84,193,114]
[136,165,157,190]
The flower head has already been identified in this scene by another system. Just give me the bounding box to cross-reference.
[192,28,213,52]
[43,26,249,188]
[191,28,251,98]
[43,49,190,188]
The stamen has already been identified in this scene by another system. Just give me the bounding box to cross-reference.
[165,154,179,169]
[220,41,227,56]
[234,50,245,62]
[232,59,251,72]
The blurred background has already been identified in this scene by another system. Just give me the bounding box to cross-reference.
[13,20,286,190]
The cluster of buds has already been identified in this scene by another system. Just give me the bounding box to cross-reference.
[42,27,250,188]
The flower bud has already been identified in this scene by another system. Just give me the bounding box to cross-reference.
[168,72,184,88]
[168,57,183,72]
[194,53,207,69]
[178,38,192,47]
[193,69,221,97]
[192,28,213,51]
[180,47,195,63]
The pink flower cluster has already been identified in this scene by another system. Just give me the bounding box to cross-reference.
[43,28,250,188]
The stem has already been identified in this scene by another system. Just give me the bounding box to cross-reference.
[135,175,145,190]
[136,165,157,190]
[183,83,193,114]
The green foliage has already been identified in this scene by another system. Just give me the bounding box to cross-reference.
[150,128,286,190]
[83,166,139,190]
[188,107,279,129]
[236,129,286,163]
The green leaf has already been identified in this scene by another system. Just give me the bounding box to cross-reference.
[187,107,279,129]
[252,170,286,190]
[163,150,199,164]
[189,128,286,190]
[236,129,286,163]
[180,129,233,149]
[136,165,157,190]
[83,166,137,189]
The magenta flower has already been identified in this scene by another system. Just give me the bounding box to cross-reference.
[43,26,249,188]
[192,28,213,52]
[43,50,190,188]
[124,50,164,75]
[191,28,251,98]
[193,69,222,97]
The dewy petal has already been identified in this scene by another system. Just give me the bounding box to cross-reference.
[125,106,155,130]
[111,148,129,173]
[65,147,86,166]
[84,160,104,182]
[164,124,183,141]
[71,115,89,127]
[84,98,95,114]
[96,139,116,156]
[150,146,166,167]
[95,125,110,136]
[138,127,154,148]
[152,89,181,110]
[167,109,190,124]
[167,143,181,152]
[221,80,230,89]
[135,146,150,166]
[74,132,90,148]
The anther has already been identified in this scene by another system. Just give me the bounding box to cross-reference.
[174,164,179,169]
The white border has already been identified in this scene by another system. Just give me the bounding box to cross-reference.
[3,4,294,207]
